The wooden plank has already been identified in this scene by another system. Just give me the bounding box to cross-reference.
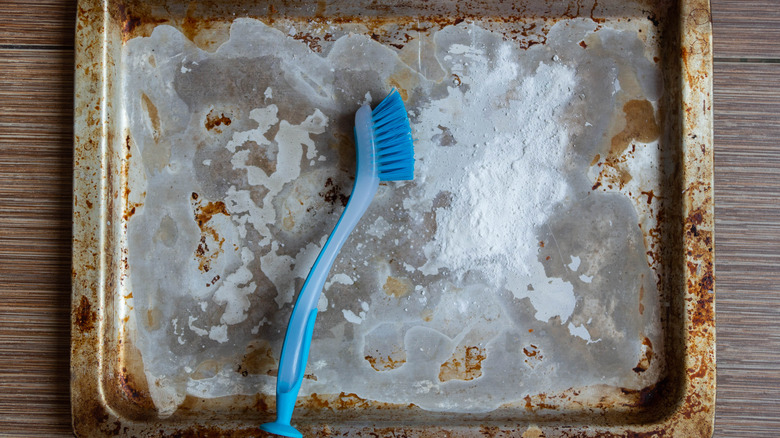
[0,49,74,437]
[0,0,77,47]
[713,62,780,438]
[712,0,780,59]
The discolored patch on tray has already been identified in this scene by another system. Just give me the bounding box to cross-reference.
[438,346,486,382]
[610,99,660,157]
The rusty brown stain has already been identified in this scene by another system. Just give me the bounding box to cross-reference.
[579,40,588,48]
[292,32,323,52]
[238,340,278,376]
[117,3,141,36]
[118,366,148,401]
[335,392,371,409]
[640,190,656,205]
[522,393,557,412]
[204,109,232,131]
[299,391,381,411]
[632,337,653,373]
[638,283,645,315]
[439,346,486,382]
[364,351,406,372]
[688,359,708,380]
[195,200,230,226]
[123,204,139,221]
[610,99,660,156]
[319,177,349,208]
[91,403,109,425]
[141,93,160,138]
[387,68,419,100]
[74,295,96,332]
[689,209,704,225]
[191,197,230,272]
[521,426,546,438]
[383,276,412,298]
[523,344,543,368]
[282,207,295,231]
[590,154,600,166]
[146,308,161,330]
[315,0,327,17]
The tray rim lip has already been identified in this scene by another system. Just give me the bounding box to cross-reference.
[69,0,715,436]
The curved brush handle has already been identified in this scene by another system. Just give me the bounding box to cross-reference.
[261,105,379,437]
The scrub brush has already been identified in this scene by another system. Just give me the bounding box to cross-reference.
[260,89,415,438]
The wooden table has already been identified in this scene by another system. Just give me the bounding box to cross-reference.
[1,1,778,436]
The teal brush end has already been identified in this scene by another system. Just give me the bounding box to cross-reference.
[259,420,302,438]
[371,89,415,181]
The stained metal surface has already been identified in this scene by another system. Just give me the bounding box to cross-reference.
[72,0,715,436]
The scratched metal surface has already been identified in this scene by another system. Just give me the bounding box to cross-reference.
[71,0,715,436]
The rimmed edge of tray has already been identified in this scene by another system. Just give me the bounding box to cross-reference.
[70,0,715,436]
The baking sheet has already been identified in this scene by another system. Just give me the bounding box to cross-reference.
[71,0,715,436]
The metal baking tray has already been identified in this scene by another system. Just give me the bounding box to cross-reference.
[71,0,715,436]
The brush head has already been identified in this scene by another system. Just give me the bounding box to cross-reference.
[371,89,415,181]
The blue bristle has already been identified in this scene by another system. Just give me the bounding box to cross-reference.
[371,90,415,181]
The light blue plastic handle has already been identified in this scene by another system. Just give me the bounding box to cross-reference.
[262,105,378,437]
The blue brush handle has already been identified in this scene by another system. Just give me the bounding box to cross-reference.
[264,105,378,436]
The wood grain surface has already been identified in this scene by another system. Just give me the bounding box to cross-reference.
[0,1,778,437]
[712,0,780,59]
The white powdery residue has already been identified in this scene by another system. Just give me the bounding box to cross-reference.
[509,264,576,323]
[325,272,354,290]
[317,293,328,312]
[199,302,208,311]
[212,247,257,325]
[202,159,211,166]
[568,256,581,271]
[263,235,328,308]
[579,274,593,283]
[173,318,185,344]
[568,322,599,344]
[250,317,269,335]
[360,301,370,312]
[208,324,229,343]
[366,216,391,238]
[264,86,273,100]
[342,309,364,324]
[414,380,437,394]
[361,91,372,105]
[188,316,208,337]
[225,105,328,246]
[414,45,577,283]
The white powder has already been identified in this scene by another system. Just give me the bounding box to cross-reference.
[414,46,577,283]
